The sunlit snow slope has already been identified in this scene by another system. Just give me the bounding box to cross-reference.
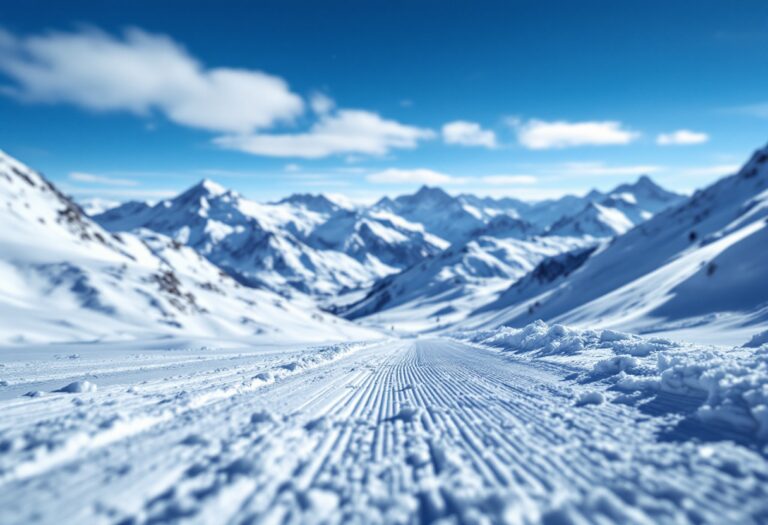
[466,144,768,345]
[0,150,377,344]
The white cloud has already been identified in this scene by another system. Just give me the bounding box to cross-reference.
[678,164,741,177]
[216,109,435,159]
[656,129,709,145]
[0,27,303,133]
[442,120,497,148]
[63,186,178,199]
[557,162,663,177]
[366,168,459,185]
[309,92,335,115]
[514,119,639,149]
[480,175,537,185]
[69,172,139,186]
[366,170,537,186]
[727,102,768,118]
[284,163,302,172]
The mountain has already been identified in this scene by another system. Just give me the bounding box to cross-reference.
[0,150,376,344]
[373,186,489,243]
[333,176,680,331]
[543,175,685,238]
[340,233,591,331]
[464,144,768,345]
[546,201,635,237]
[276,192,354,215]
[79,197,121,216]
[392,177,684,240]
[95,182,446,298]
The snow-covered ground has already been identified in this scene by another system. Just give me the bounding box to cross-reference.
[2,328,768,524]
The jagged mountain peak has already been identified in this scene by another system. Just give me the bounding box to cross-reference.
[278,192,349,214]
[177,178,234,202]
[411,185,454,203]
[611,174,681,202]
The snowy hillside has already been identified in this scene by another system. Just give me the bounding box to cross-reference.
[342,235,592,331]
[545,175,684,237]
[0,151,377,344]
[466,144,768,345]
[547,201,635,237]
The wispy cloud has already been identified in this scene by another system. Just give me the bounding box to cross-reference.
[677,164,741,177]
[309,92,334,115]
[556,162,662,177]
[367,168,458,185]
[68,172,138,186]
[0,27,303,134]
[726,102,768,118]
[480,175,537,185]
[367,169,539,186]
[442,120,497,148]
[63,186,178,199]
[216,108,435,159]
[0,27,434,161]
[512,119,639,150]
[656,130,709,146]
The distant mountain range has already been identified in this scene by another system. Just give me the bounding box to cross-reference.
[93,173,683,301]
[462,145,768,344]
[4,143,765,345]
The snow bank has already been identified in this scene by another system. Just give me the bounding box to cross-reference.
[656,350,768,438]
[455,321,768,441]
[454,320,669,358]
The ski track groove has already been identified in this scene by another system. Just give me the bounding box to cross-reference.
[1,338,767,524]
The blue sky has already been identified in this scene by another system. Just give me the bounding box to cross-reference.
[1,0,767,203]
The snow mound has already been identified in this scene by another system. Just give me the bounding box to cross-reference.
[455,320,666,358]
[56,380,97,394]
[455,321,768,441]
[575,391,605,406]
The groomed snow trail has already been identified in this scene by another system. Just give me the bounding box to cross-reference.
[1,339,767,524]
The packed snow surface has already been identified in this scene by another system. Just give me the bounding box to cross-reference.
[2,326,768,524]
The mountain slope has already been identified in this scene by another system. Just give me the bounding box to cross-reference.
[544,175,685,238]
[0,150,377,344]
[546,201,635,237]
[465,144,768,344]
[341,234,591,331]
[373,186,489,243]
[96,184,445,297]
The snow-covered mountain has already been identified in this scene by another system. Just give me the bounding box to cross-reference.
[373,186,490,243]
[546,201,636,237]
[93,172,683,330]
[78,197,121,216]
[465,144,768,344]
[0,150,376,344]
[95,181,447,297]
[373,176,683,242]
[340,234,591,331]
[333,176,682,331]
[544,176,684,237]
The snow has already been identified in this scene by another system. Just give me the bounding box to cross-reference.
[2,331,768,523]
[56,380,98,393]
[455,320,768,441]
